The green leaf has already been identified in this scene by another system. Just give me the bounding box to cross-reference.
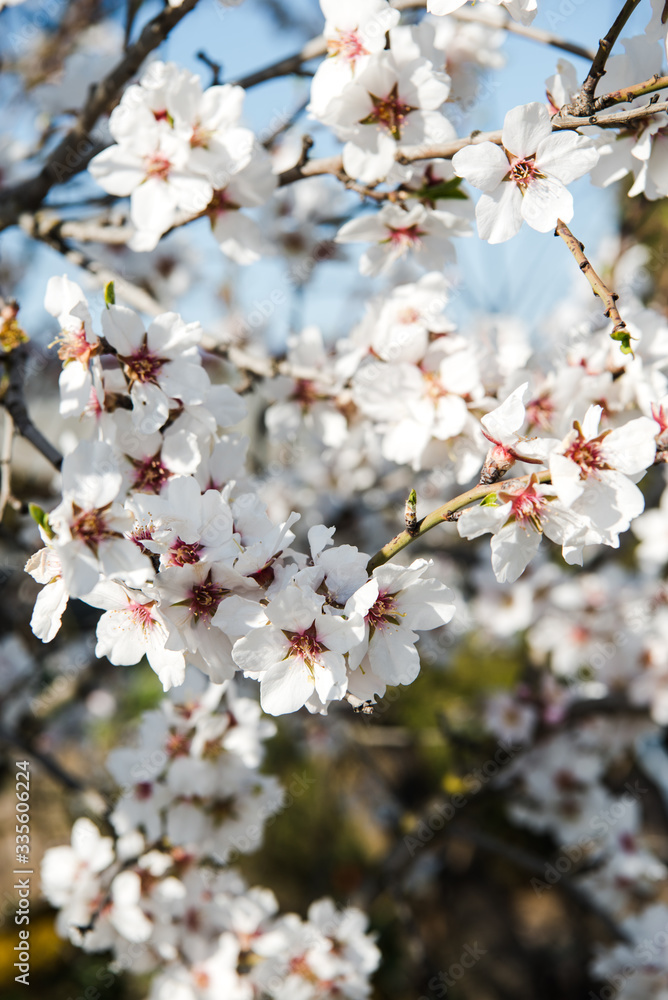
[480,493,499,507]
[29,503,54,538]
[609,327,635,355]
[411,176,468,203]
[104,281,115,307]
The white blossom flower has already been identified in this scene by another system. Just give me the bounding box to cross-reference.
[545,405,657,548]
[101,306,210,434]
[322,28,452,183]
[309,0,401,117]
[49,441,153,598]
[452,102,599,242]
[347,558,455,685]
[458,475,590,583]
[87,580,186,690]
[226,584,364,715]
[336,202,467,275]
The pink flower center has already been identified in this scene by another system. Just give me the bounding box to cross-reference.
[207,188,240,217]
[563,427,610,476]
[129,601,156,632]
[190,122,215,149]
[192,970,211,990]
[288,624,323,668]
[169,538,204,567]
[508,156,539,191]
[166,732,191,757]
[131,453,171,494]
[121,342,166,384]
[360,83,415,140]
[498,481,546,528]
[51,323,98,365]
[366,591,400,632]
[131,525,154,555]
[71,507,116,549]
[189,579,228,621]
[135,781,154,800]
[144,152,172,181]
[327,28,369,64]
[398,306,421,324]
[421,370,447,401]
[386,224,426,248]
[293,378,320,407]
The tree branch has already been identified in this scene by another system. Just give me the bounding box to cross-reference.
[366,470,552,572]
[21,213,164,317]
[554,218,633,354]
[0,0,203,234]
[1,343,63,471]
[552,98,668,129]
[594,73,668,113]
[566,0,644,116]
[0,725,86,792]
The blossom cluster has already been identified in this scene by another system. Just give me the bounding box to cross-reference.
[89,61,276,258]
[259,265,666,585]
[41,673,381,999]
[26,275,455,715]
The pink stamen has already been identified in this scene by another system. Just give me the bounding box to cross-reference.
[144,153,171,181]
[366,592,399,632]
[327,28,369,64]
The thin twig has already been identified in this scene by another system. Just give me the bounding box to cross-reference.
[1,344,63,471]
[0,0,203,233]
[566,0,644,116]
[594,73,668,113]
[277,94,668,190]
[445,4,594,61]
[21,213,163,317]
[366,470,552,572]
[391,0,595,61]
[230,34,328,89]
[553,99,668,130]
[554,218,632,353]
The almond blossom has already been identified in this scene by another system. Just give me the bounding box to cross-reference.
[347,558,456,688]
[335,202,468,274]
[224,584,365,715]
[322,26,452,183]
[86,580,186,690]
[101,305,209,434]
[543,405,657,548]
[48,440,153,599]
[452,102,600,242]
[458,475,589,583]
[308,0,401,117]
